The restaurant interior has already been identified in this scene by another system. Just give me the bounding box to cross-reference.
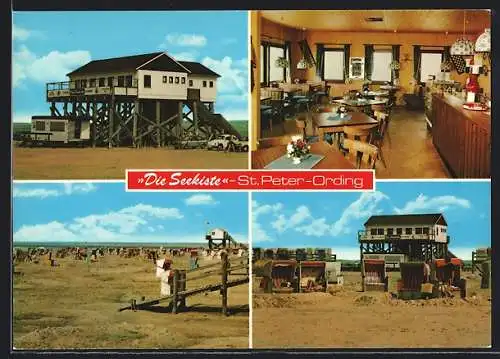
[250,10,491,178]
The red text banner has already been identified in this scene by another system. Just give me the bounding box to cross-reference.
[126,170,374,191]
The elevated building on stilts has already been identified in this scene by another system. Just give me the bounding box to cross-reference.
[33,51,241,147]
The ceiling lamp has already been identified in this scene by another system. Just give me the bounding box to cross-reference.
[475,28,491,52]
[450,10,475,56]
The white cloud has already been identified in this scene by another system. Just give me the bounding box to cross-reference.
[13,183,97,199]
[394,194,471,214]
[13,45,91,87]
[160,33,207,48]
[201,56,247,94]
[253,191,389,241]
[185,194,219,206]
[12,24,43,41]
[12,112,38,123]
[330,191,388,236]
[252,201,283,243]
[169,51,198,62]
[14,204,184,243]
[12,188,61,199]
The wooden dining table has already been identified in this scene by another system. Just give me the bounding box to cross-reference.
[333,98,388,107]
[313,111,380,142]
[251,141,355,169]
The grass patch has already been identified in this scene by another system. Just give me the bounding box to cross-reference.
[105,329,147,342]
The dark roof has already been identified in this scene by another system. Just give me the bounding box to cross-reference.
[364,214,446,227]
[139,55,189,73]
[67,52,163,76]
[179,61,221,77]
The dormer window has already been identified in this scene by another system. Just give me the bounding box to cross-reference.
[175,77,179,84]
[181,77,186,84]
[189,79,193,87]
[203,80,207,87]
[209,81,214,88]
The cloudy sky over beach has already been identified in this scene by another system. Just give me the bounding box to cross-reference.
[12,11,248,123]
[13,182,249,244]
[252,181,491,260]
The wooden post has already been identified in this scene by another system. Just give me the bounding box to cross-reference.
[178,101,183,140]
[156,101,161,147]
[360,245,365,292]
[221,251,228,316]
[109,94,115,149]
[481,261,490,289]
[193,101,198,136]
[133,100,139,148]
[92,101,97,148]
[180,270,187,309]
[172,269,179,314]
[298,261,302,293]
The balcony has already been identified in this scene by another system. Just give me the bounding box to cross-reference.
[358,230,438,242]
[46,80,138,100]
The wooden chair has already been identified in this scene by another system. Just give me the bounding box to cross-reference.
[342,138,379,169]
[371,111,390,168]
[342,124,377,143]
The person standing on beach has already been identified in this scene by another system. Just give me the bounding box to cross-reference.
[159,259,174,296]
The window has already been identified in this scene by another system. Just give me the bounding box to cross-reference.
[49,121,65,132]
[323,49,345,81]
[74,80,81,89]
[377,228,384,235]
[81,79,87,88]
[34,121,45,131]
[98,77,105,87]
[261,42,287,84]
[396,228,403,235]
[203,80,207,87]
[260,44,265,83]
[181,77,186,84]
[89,78,96,87]
[423,227,430,235]
[268,45,285,82]
[163,76,168,83]
[189,79,193,87]
[420,51,443,82]
[370,228,377,235]
[107,77,114,87]
[117,76,124,87]
[175,77,179,84]
[371,50,392,82]
[125,75,133,87]
[209,81,214,88]
[387,228,394,235]
[405,228,412,235]
[415,227,423,235]
[143,75,151,88]
[169,76,173,84]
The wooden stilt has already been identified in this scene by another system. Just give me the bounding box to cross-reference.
[172,269,179,314]
[221,251,228,316]
[193,101,198,136]
[133,100,138,148]
[156,101,161,147]
[92,101,97,148]
[109,94,115,149]
[177,101,183,140]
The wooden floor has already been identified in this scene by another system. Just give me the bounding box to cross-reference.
[260,107,450,179]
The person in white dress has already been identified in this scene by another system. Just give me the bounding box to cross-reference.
[158,259,174,296]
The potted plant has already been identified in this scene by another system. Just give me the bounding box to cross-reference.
[389,60,401,85]
[286,135,311,164]
[275,57,289,69]
[337,105,348,118]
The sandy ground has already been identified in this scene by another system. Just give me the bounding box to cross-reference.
[13,254,249,349]
[13,147,248,179]
[252,271,491,348]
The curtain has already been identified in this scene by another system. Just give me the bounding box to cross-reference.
[316,43,325,79]
[413,45,421,83]
[344,44,351,80]
[364,44,374,80]
[250,37,256,92]
[392,45,401,80]
[285,41,291,82]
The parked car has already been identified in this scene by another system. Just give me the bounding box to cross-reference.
[207,134,247,151]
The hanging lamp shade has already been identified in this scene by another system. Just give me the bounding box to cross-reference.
[475,28,491,52]
[450,37,475,56]
[297,58,307,69]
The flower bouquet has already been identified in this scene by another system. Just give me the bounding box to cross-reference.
[286,136,311,164]
[337,105,348,118]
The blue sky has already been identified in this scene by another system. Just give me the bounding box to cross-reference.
[12,11,248,122]
[252,181,491,260]
[13,182,249,244]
